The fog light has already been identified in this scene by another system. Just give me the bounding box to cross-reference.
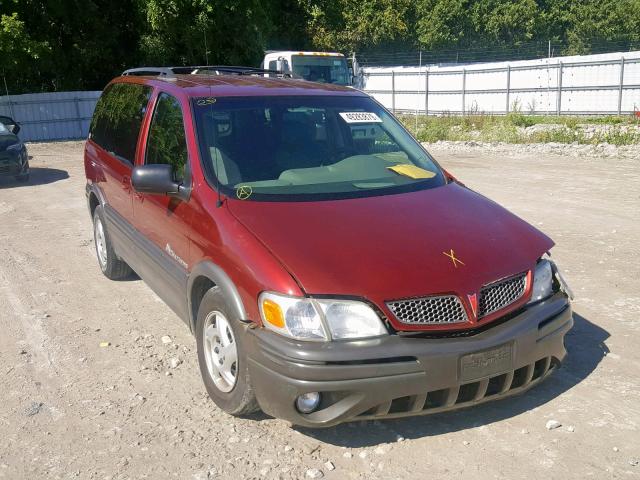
[295,392,321,414]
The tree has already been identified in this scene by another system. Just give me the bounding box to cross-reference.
[416,0,469,49]
[0,12,49,93]
[139,0,271,66]
[304,0,414,52]
[470,0,539,46]
[1,0,141,93]
[562,0,640,54]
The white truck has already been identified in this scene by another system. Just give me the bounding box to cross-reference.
[262,51,358,87]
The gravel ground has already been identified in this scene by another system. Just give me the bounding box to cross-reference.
[0,141,639,479]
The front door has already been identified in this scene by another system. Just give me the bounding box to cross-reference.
[133,91,194,321]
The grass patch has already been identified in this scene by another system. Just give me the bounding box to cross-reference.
[399,113,640,145]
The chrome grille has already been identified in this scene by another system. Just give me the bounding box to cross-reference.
[387,295,468,325]
[478,272,527,318]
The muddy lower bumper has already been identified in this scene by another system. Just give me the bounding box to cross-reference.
[246,293,572,428]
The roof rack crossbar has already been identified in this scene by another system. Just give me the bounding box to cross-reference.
[121,65,291,78]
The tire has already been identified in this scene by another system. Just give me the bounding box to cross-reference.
[196,287,259,416]
[92,206,132,280]
[15,160,29,182]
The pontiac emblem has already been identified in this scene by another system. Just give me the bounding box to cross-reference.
[443,249,465,268]
[467,293,478,319]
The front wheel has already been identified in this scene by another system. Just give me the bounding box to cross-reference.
[196,287,259,416]
[15,159,29,183]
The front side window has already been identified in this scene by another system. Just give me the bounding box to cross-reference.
[193,95,445,202]
[90,82,152,163]
[145,93,188,181]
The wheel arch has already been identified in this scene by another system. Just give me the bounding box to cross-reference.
[89,192,100,217]
[188,261,248,333]
[86,183,107,218]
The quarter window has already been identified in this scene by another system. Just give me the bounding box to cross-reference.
[145,93,188,181]
[90,83,152,163]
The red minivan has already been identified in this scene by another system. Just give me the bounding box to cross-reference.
[84,67,573,427]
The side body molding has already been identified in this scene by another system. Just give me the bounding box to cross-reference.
[187,260,248,332]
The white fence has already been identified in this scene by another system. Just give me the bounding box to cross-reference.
[361,51,640,115]
[0,91,101,142]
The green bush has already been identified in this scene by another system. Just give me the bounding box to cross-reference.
[400,113,640,145]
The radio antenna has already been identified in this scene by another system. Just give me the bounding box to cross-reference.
[203,27,223,208]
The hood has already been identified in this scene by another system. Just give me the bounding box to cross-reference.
[228,183,553,303]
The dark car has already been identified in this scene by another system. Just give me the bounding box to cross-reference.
[0,116,29,182]
[84,67,574,427]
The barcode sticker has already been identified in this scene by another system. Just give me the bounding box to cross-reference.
[339,112,383,124]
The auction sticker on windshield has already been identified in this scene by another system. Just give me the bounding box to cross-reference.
[339,112,382,123]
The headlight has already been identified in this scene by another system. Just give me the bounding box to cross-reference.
[6,142,23,151]
[259,292,387,341]
[529,259,554,304]
[315,299,387,340]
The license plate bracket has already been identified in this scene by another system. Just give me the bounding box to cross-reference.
[460,343,513,382]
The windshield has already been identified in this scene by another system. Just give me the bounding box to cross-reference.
[291,56,350,86]
[193,95,446,202]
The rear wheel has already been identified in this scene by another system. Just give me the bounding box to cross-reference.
[196,287,259,416]
[93,206,132,280]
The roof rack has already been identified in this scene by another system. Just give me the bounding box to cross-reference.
[122,66,291,78]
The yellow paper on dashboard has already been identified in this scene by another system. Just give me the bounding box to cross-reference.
[387,164,436,179]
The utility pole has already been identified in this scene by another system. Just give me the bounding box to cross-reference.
[2,73,16,120]
[415,50,422,131]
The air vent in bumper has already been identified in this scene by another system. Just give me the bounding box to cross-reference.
[358,356,555,420]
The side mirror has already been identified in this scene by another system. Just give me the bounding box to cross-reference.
[10,123,20,135]
[132,164,189,200]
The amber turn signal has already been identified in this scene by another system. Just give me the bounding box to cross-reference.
[262,299,285,328]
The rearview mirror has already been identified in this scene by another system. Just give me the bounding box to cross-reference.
[132,164,189,201]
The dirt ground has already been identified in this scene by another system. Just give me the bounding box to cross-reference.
[0,141,638,480]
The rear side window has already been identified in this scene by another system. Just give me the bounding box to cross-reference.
[145,93,188,181]
[90,83,152,163]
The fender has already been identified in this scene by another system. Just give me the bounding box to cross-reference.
[187,260,247,332]
[86,182,107,213]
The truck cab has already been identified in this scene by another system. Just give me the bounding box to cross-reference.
[262,51,352,86]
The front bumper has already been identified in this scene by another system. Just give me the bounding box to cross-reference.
[246,293,573,427]
[0,150,28,176]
